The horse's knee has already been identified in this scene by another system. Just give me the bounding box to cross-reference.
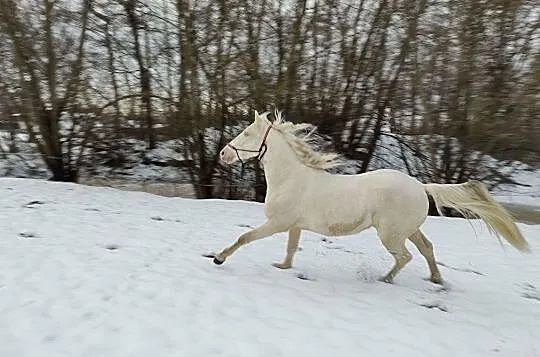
[237,234,251,245]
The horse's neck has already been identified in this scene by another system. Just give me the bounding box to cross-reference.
[261,130,307,189]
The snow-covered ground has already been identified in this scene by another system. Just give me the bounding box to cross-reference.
[0,178,539,357]
[492,165,540,206]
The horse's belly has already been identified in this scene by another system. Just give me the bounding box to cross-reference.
[325,218,370,236]
[300,210,372,237]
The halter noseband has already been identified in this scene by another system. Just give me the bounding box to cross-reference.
[227,125,272,166]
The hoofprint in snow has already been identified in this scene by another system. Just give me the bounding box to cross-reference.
[0,178,539,357]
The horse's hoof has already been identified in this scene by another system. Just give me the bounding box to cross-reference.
[272,262,292,269]
[213,257,225,265]
[423,276,443,285]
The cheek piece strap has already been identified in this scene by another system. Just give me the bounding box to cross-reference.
[226,125,272,169]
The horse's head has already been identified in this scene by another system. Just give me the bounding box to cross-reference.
[219,110,272,165]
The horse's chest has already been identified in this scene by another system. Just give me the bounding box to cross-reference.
[264,194,298,219]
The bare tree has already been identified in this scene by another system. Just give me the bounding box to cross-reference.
[1,0,537,197]
[0,0,91,181]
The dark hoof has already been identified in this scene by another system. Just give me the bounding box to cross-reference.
[213,257,224,265]
[378,276,393,284]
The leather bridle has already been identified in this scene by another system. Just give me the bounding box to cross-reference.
[226,125,272,166]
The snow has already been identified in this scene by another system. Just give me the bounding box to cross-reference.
[0,133,49,179]
[492,165,540,206]
[0,178,539,357]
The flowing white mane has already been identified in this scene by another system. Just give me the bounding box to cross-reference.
[263,110,342,170]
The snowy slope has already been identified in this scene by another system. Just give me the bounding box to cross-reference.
[0,178,539,357]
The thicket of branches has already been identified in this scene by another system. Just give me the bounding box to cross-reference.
[0,0,538,199]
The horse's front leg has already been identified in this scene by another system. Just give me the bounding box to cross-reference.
[272,228,301,269]
[213,220,286,265]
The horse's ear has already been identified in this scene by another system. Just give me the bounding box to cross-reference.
[254,110,265,125]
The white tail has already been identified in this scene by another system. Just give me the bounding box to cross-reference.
[424,180,530,252]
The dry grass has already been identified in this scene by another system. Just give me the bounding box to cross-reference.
[501,203,540,225]
[79,177,197,199]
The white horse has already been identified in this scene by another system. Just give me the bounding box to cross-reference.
[212,110,530,284]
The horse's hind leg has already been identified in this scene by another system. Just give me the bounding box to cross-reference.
[408,230,442,284]
[378,233,412,284]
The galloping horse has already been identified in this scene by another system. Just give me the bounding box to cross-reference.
[212,110,530,284]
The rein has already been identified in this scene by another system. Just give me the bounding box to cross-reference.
[226,125,272,167]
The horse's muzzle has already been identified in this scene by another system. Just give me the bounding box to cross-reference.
[219,146,236,164]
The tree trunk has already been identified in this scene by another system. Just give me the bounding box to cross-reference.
[125,0,155,149]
